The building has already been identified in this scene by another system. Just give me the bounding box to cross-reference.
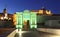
[31,7,60,28]
[13,10,37,29]
[31,7,52,15]
[13,7,60,28]
[31,7,52,25]
[0,8,14,28]
[13,7,52,27]
[45,14,60,28]
[0,8,13,21]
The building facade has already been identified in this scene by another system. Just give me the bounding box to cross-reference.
[0,8,13,21]
[45,14,60,28]
[13,7,60,28]
[31,7,60,28]
[13,10,37,29]
[13,8,52,27]
[0,8,14,28]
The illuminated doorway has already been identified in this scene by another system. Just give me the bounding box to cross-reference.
[24,20,30,29]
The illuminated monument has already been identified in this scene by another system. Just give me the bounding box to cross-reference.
[16,10,37,29]
[13,8,52,28]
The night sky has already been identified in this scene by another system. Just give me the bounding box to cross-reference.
[0,0,60,14]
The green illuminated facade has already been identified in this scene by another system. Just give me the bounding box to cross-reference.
[16,10,37,29]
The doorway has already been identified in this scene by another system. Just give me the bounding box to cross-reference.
[24,20,29,29]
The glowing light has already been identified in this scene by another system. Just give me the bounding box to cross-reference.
[35,19,36,24]
[16,25,23,29]
[13,14,17,25]
[21,20,22,25]
[24,20,27,29]
[4,13,8,19]
[9,18,11,20]
[14,22,16,25]
[39,10,43,14]
[5,13,7,17]
[30,25,37,29]
[1,17,4,20]
[16,29,22,37]
[30,25,33,28]
[46,10,51,15]
[31,20,32,24]
[16,29,18,32]
[19,29,22,37]
[35,25,37,28]
[4,16,8,19]
[16,29,29,37]
[24,20,27,25]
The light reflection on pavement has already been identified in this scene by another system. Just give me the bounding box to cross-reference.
[14,29,60,37]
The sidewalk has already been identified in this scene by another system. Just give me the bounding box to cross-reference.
[37,28,60,35]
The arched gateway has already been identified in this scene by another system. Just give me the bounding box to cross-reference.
[16,10,37,29]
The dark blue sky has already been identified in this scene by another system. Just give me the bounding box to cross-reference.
[0,0,60,14]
